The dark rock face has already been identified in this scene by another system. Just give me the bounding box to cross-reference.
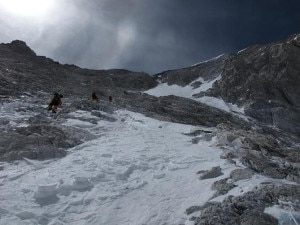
[152,34,300,137]
[208,34,300,136]
[241,153,286,179]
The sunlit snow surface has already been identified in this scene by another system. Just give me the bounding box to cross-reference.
[0,105,293,224]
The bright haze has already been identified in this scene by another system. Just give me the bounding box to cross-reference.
[0,0,300,74]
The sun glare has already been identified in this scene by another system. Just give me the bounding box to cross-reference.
[0,0,54,17]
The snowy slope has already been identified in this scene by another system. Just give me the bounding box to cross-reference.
[0,107,256,224]
[0,100,297,225]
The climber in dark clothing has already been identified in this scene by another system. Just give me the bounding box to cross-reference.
[92,91,99,102]
[48,92,63,113]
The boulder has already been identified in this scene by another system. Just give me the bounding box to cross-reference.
[230,169,254,182]
[199,166,223,180]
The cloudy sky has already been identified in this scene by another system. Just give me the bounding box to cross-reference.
[0,0,300,74]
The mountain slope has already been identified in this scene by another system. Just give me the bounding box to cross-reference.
[0,35,300,225]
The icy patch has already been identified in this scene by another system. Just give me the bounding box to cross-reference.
[265,202,300,225]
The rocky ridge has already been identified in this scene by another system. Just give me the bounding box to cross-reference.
[0,40,158,98]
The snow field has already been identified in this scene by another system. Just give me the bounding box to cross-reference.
[144,75,245,115]
[0,109,237,225]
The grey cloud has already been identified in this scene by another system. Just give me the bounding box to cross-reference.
[0,0,300,74]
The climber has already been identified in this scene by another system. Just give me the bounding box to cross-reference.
[48,92,63,113]
[108,96,113,102]
[92,91,99,102]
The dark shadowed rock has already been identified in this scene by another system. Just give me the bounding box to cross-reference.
[241,153,286,179]
[211,178,237,197]
[6,40,37,57]
[199,166,223,180]
[208,34,300,136]
[230,169,254,182]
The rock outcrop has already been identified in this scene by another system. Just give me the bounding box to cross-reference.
[116,92,251,129]
[194,184,300,225]
[209,34,300,137]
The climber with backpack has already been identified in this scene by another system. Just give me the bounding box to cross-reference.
[92,91,99,102]
[48,92,63,113]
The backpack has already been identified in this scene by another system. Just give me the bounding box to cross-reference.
[52,93,61,105]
